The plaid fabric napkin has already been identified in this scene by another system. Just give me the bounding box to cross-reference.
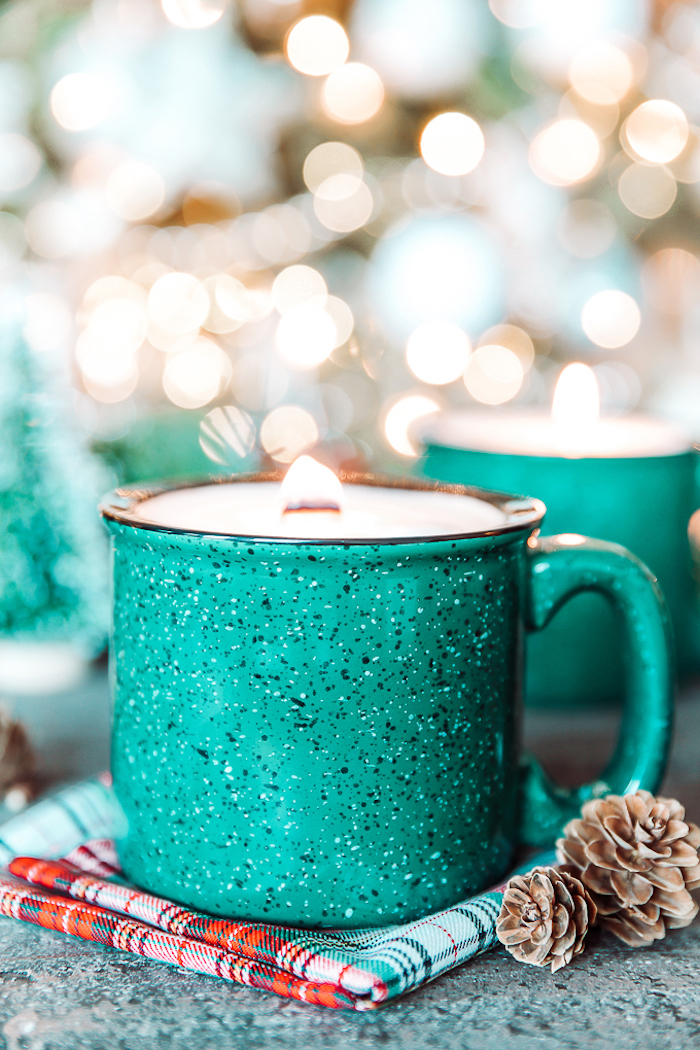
[0,777,552,1010]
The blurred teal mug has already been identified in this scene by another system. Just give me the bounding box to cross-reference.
[100,474,673,928]
[420,412,698,707]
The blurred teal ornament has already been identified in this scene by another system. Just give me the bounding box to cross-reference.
[43,13,301,205]
[351,0,493,99]
[0,291,109,655]
[503,0,648,76]
[368,215,505,340]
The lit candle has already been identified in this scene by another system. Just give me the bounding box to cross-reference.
[424,363,689,460]
[419,363,699,707]
[130,455,512,541]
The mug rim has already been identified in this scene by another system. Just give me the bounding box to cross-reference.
[99,472,546,547]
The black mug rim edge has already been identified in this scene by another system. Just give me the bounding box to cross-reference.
[99,471,547,547]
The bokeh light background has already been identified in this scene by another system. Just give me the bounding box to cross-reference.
[4,0,700,481]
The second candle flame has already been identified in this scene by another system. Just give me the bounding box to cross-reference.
[280,455,344,514]
[552,363,600,426]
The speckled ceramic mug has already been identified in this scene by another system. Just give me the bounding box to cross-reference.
[100,475,673,929]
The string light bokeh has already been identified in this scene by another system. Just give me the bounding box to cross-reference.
[2,0,700,479]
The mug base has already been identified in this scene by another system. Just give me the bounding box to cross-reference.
[116,841,512,930]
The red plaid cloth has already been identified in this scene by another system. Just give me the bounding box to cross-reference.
[0,779,551,1010]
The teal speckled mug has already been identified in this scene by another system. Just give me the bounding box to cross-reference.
[100,475,673,929]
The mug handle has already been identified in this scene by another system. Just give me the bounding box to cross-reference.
[518,534,674,847]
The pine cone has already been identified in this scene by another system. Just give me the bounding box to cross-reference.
[496,866,596,972]
[0,709,34,795]
[557,790,700,947]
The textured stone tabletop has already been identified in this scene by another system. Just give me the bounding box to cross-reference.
[1,670,700,1050]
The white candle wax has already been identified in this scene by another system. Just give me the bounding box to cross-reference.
[420,409,690,460]
[131,481,510,540]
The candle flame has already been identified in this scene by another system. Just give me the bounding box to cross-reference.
[552,363,600,425]
[280,455,344,514]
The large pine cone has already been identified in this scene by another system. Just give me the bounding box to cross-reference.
[496,867,596,972]
[557,790,700,947]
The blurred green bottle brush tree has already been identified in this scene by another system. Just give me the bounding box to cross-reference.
[0,295,109,654]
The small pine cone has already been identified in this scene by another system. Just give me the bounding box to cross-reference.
[496,866,596,972]
[557,790,700,947]
[0,710,34,795]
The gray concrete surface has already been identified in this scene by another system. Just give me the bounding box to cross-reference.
[0,672,699,1049]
